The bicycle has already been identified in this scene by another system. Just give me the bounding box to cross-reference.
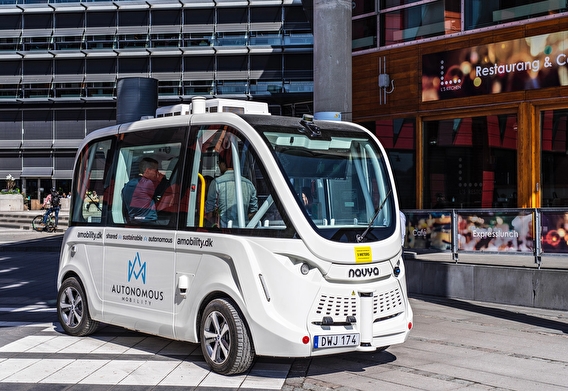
[32,211,57,232]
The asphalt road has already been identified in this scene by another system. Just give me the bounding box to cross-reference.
[0,231,567,390]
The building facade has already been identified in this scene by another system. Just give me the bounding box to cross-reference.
[0,0,313,202]
[351,0,568,210]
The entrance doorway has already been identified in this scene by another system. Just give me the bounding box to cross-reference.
[23,178,53,210]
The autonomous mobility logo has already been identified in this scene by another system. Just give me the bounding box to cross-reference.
[110,252,164,304]
[128,252,146,284]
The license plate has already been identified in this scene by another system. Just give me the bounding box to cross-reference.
[313,333,360,349]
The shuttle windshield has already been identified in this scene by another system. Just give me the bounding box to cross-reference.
[247,116,397,242]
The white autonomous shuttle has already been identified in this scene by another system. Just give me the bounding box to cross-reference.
[56,97,413,375]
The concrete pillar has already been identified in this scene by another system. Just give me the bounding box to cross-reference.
[313,0,352,121]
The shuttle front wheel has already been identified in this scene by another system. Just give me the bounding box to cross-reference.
[200,298,255,375]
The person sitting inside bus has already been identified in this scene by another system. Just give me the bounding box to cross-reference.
[301,186,316,218]
[122,157,169,224]
[205,152,258,228]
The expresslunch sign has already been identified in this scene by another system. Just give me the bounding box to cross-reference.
[422,31,568,101]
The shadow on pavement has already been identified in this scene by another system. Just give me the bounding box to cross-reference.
[287,350,397,378]
[414,294,568,334]
[0,234,63,253]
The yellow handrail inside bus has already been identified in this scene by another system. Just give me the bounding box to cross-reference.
[198,173,205,227]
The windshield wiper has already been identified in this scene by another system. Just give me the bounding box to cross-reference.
[356,188,392,243]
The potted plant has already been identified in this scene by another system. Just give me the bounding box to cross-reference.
[0,174,24,211]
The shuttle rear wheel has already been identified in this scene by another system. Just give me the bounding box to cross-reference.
[57,277,99,336]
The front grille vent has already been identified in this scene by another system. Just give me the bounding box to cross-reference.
[375,288,403,314]
[314,287,403,322]
[315,294,357,318]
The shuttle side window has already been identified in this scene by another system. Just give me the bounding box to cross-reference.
[187,124,292,234]
[71,138,113,225]
[110,127,186,228]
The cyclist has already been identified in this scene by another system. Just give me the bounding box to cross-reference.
[42,187,61,229]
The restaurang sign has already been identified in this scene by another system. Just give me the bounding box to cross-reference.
[422,31,568,101]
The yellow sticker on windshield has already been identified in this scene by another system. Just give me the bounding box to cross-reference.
[354,246,372,263]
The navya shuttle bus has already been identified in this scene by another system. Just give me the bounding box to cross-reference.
[56,97,413,375]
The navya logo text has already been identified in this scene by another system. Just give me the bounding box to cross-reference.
[128,252,146,284]
[348,266,380,278]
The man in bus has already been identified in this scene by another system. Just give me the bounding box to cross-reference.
[205,151,258,228]
[122,157,169,223]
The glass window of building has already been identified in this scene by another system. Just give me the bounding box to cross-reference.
[424,114,517,209]
[152,57,181,75]
[53,83,83,98]
[118,10,148,28]
[250,6,281,23]
[353,16,377,51]
[251,54,282,94]
[183,33,213,47]
[150,33,180,48]
[53,36,83,51]
[354,0,376,17]
[158,81,181,97]
[183,8,214,25]
[23,37,52,52]
[283,6,311,30]
[283,53,312,77]
[86,11,117,29]
[183,55,214,74]
[374,118,416,209]
[55,110,85,141]
[86,57,116,76]
[353,0,461,50]
[218,7,247,24]
[151,9,181,26]
[541,109,568,207]
[0,38,20,52]
[23,110,53,142]
[359,0,568,48]
[85,35,115,50]
[217,55,247,72]
[0,13,21,31]
[465,0,567,30]
[0,60,21,90]
[2,153,21,176]
[1,111,21,143]
[55,12,84,30]
[55,58,84,78]
[381,0,460,46]
[86,109,116,134]
[183,80,213,96]
[118,57,148,76]
[117,34,148,49]
[24,13,52,30]
[217,32,247,46]
[54,152,75,194]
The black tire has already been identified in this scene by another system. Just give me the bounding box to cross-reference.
[46,216,56,232]
[200,298,255,375]
[57,277,99,336]
[32,215,44,232]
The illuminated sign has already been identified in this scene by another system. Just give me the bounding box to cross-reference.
[422,31,568,101]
